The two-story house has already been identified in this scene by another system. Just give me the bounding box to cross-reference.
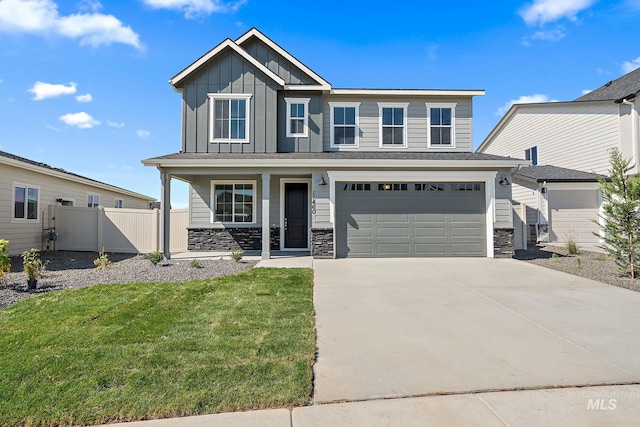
[143,28,527,259]
[477,68,639,244]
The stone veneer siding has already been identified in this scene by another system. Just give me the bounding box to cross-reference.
[188,227,280,251]
[493,228,514,258]
[311,228,334,259]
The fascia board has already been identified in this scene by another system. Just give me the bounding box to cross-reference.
[170,39,285,88]
[1,156,155,201]
[330,89,485,96]
[235,28,332,88]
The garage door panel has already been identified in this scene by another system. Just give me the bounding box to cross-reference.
[336,182,486,257]
[549,189,600,243]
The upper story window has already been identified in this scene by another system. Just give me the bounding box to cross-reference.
[208,94,252,143]
[114,198,124,208]
[87,193,100,207]
[378,103,409,147]
[285,98,310,138]
[211,181,255,224]
[13,183,39,221]
[427,103,456,147]
[329,102,360,147]
[525,146,538,165]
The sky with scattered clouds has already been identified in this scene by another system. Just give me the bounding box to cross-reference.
[0,0,639,207]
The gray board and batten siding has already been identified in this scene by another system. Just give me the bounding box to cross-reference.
[336,182,487,258]
[181,51,280,154]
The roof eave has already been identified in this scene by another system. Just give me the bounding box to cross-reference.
[330,89,485,97]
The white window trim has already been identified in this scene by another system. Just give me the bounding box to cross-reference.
[210,180,257,225]
[329,102,360,148]
[12,182,40,222]
[114,198,124,208]
[87,192,100,208]
[378,102,409,148]
[208,93,252,143]
[426,102,456,148]
[285,97,310,138]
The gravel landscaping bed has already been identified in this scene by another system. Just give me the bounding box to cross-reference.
[0,251,256,309]
[515,244,640,292]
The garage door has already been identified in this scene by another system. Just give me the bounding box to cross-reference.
[336,182,486,258]
[549,189,600,243]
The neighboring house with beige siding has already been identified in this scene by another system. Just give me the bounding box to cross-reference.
[143,28,528,260]
[1,150,155,255]
[477,67,640,244]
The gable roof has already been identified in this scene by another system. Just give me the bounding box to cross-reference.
[235,28,332,90]
[513,165,608,183]
[169,38,286,90]
[576,67,640,102]
[0,150,155,201]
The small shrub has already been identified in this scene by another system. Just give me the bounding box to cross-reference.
[576,257,582,269]
[230,250,244,262]
[147,251,165,266]
[22,248,48,281]
[0,239,10,287]
[567,240,579,255]
[93,248,111,271]
[551,252,560,262]
[595,254,609,261]
[189,259,202,268]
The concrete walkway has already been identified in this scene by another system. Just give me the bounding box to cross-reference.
[104,258,640,426]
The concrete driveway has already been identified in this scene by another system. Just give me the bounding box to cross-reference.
[313,258,640,404]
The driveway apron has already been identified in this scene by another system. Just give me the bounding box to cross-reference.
[312,258,640,403]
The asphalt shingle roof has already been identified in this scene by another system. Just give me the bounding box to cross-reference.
[575,67,640,102]
[514,165,608,182]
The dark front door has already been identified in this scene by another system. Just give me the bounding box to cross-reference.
[284,182,308,248]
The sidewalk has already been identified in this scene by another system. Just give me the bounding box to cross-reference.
[105,384,640,427]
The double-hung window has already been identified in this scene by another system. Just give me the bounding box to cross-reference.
[87,193,100,207]
[378,103,408,147]
[211,181,255,223]
[329,102,360,147]
[208,94,251,143]
[427,103,456,147]
[525,146,538,165]
[285,98,310,137]
[13,183,39,221]
[114,198,124,208]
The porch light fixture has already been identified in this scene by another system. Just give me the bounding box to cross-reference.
[318,175,327,186]
[499,175,511,186]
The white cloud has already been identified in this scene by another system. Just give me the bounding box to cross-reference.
[137,129,151,138]
[496,94,557,116]
[142,0,247,18]
[531,27,565,42]
[107,120,125,127]
[59,111,100,128]
[75,93,92,102]
[0,0,142,49]
[28,81,77,100]
[519,0,596,26]
[622,56,640,74]
[581,89,593,95]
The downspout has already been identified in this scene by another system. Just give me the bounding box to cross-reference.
[622,99,637,171]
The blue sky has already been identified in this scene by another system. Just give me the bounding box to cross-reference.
[1,0,639,208]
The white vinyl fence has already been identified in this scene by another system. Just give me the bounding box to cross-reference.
[51,206,188,254]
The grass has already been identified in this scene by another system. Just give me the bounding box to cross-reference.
[0,268,315,426]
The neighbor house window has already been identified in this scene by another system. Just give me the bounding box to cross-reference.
[208,94,251,143]
[378,103,408,147]
[114,198,124,208]
[13,183,39,220]
[285,98,310,137]
[87,193,100,207]
[525,146,538,165]
[427,103,456,147]
[329,102,360,147]
[211,181,255,223]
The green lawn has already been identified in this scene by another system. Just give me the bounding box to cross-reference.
[0,268,315,427]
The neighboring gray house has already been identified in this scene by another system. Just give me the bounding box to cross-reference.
[477,67,640,244]
[1,150,155,255]
[143,28,527,259]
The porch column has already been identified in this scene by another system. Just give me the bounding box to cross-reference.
[160,169,171,259]
[261,172,271,260]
